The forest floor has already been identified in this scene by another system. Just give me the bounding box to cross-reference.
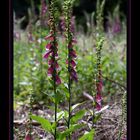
[14,91,126,140]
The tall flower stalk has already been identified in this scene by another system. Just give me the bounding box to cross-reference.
[43,0,61,139]
[63,0,77,138]
[38,0,48,94]
[92,0,105,129]
[118,90,127,140]
[40,0,48,28]
[95,37,104,111]
[95,0,105,108]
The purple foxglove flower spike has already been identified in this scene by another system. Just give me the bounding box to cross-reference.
[55,75,61,85]
[44,29,61,84]
[45,34,54,41]
[96,103,102,111]
[48,66,54,76]
[43,50,52,59]
[46,43,52,49]
[70,50,77,58]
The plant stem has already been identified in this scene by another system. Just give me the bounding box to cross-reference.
[64,1,74,139]
[67,12,72,140]
[53,38,57,140]
[102,74,126,90]
[29,41,34,138]
[29,91,33,137]
[54,81,57,140]
[67,15,71,140]
[118,91,126,140]
[67,68,71,140]
[17,51,20,94]
[40,13,44,92]
[92,78,96,129]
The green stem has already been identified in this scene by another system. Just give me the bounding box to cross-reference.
[50,1,58,138]
[40,13,44,92]
[17,52,20,94]
[64,1,73,139]
[67,68,71,140]
[29,42,34,138]
[65,62,71,140]
[92,77,96,129]
[54,81,57,140]
[102,74,126,90]
[53,41,57,140]
[67,13,72,140]
[66,22,71,136]
[29,91,33,137]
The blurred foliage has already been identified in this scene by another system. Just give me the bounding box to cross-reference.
[14,31,126,106]
[14,0,126,107]
[14,0,126,31]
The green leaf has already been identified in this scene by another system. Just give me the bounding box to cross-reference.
[30,115,52,133]
[45,92,55,103]
[71,110,85,124]
[79,129,95,140]
[51,122,56,134]
[62,84,69,99]
[56,89,64,103]
[71,102,85,111]
[59,124,83,139]
[65,91,70,99]
[64,83,69,89]
[93,114,101,123]
[57,131,66,140]
[19,81,32,85]
[53,110,68,120]
[57,111,65,120]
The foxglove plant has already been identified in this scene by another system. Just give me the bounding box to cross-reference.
[119,90,127,140]
[44,15,61,84]
[25,133,32,140]
[60,16,65,35]
[37,0,49,95]
[41,0,47,16]
[94,0,105,111]
[27,10,34,43]
[95,38,104,111]
[28,31,34,43]
[40,0,48,27]
[96,0,105,33]
[60,15,76,35]
[112,5,121,34]
[112,16,121,34]
[25,17,35,140]
[64,0,78,83]
[43,0,61,139]
[63,0,78,138]
[90,1,105,135]
[14,31,21,41]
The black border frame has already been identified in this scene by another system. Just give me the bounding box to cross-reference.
[127,0,131,139]
[0,0,13,139]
